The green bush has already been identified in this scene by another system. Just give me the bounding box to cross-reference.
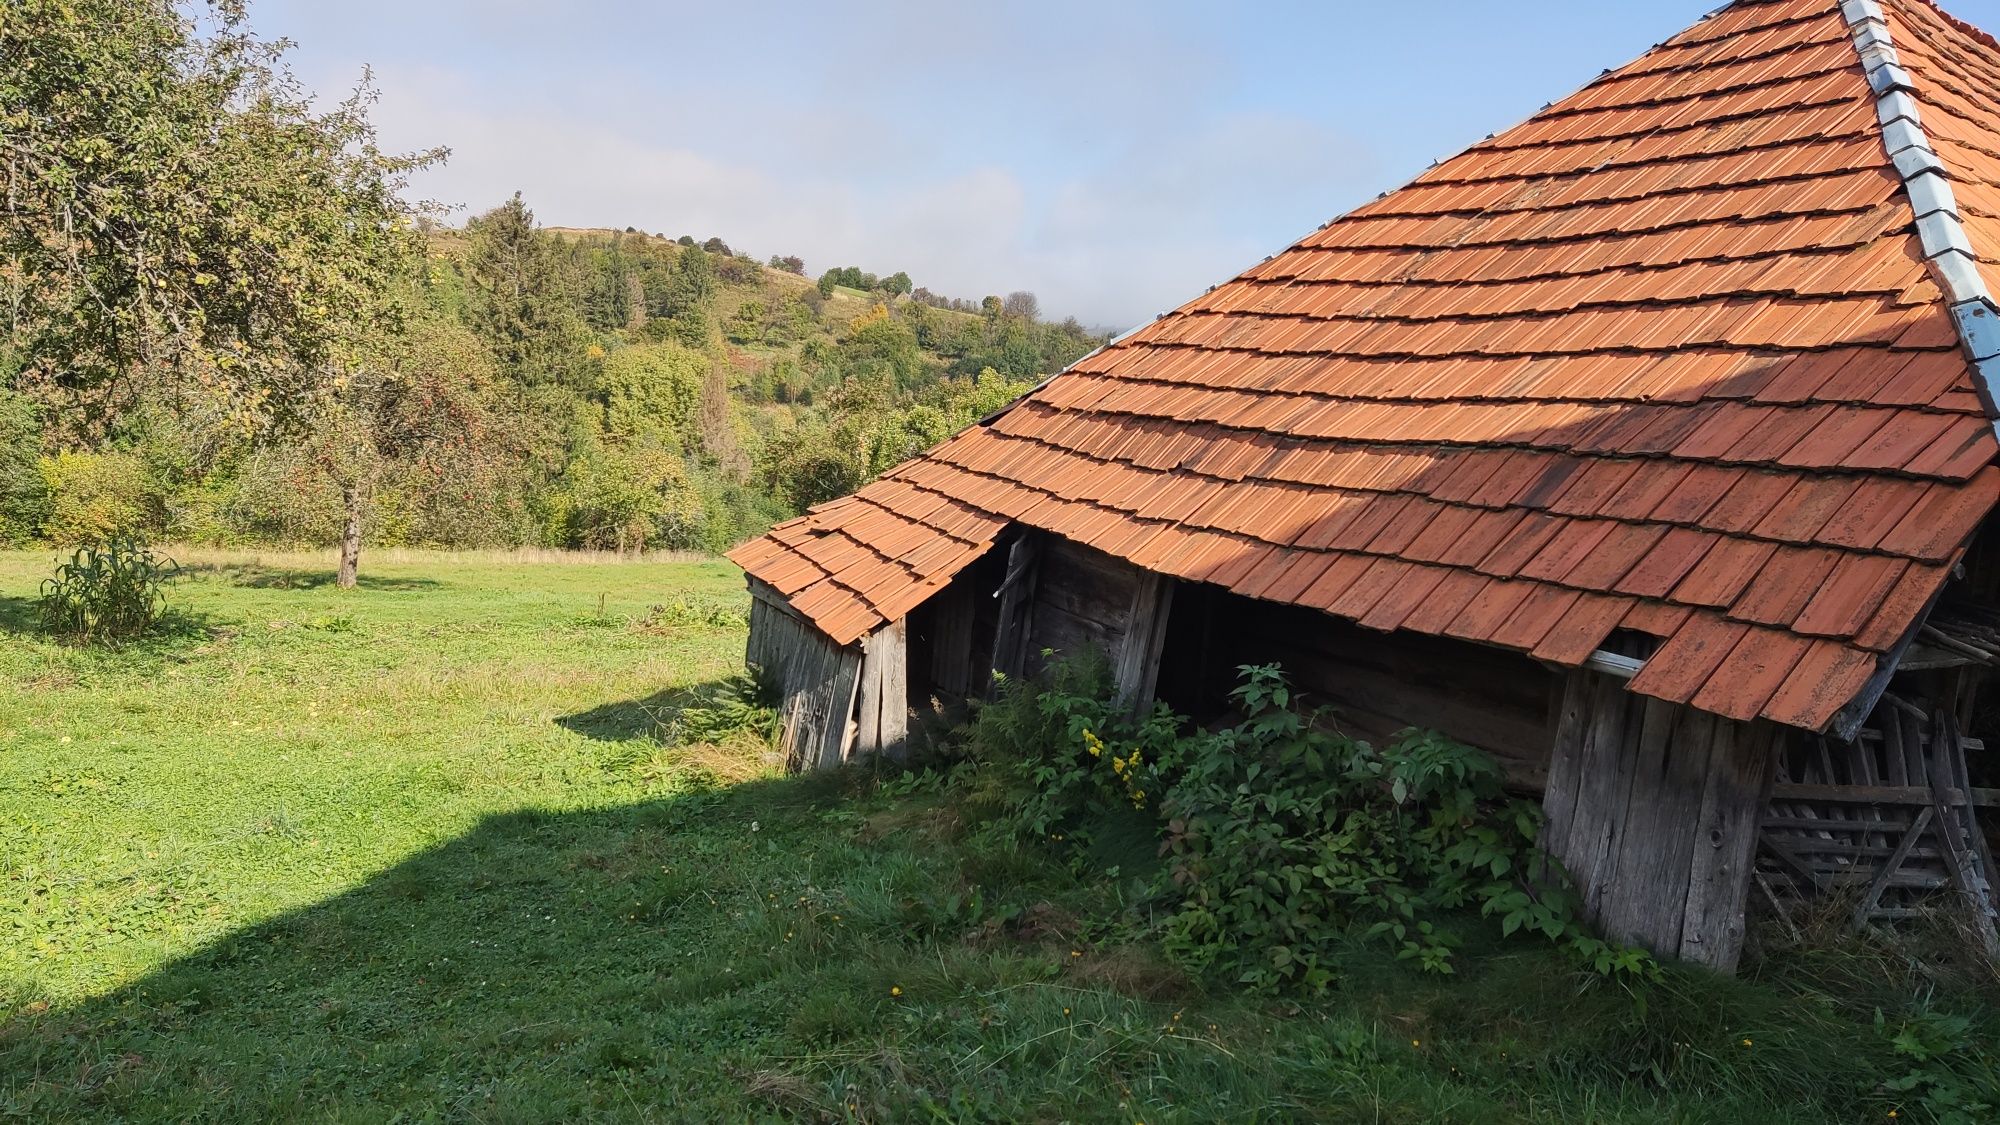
[38,450,162,545]
[37,535,182,643]
[969,660,1653,993]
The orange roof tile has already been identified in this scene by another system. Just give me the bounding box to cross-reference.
[730,0,2000,732]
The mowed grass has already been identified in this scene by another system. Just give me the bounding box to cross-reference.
[0,549,1988,1121]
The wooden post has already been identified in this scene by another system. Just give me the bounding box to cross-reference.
[1542,668,1779,972]
[989,533,1042,688]
[1113,571,1174,714]
[855,618,910,763]
[1679,718,1779,972]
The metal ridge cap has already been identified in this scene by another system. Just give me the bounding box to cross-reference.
[1843,0,2000,436]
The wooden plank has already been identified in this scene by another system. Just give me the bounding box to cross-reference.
[744,576,872,773]
[1942,713,2000,917]
[1273,643,1556,766]
[855,627,886,758]
[1927,710,2000,956]
[1113,571,1175,714]
[1769,783,2000,807]
[1776,839,1941,859]
[1761,835,1829,893]
[989,533,1042,687]
[1679,721,1779,972]
[1602,701,1712,949]
[813,649,864,771]
[928,580,978,697]
[1537,670,1593,861]
[1027,601,1123,668]
[1762,815,1916,832]
[1884,712,1909,786]
[880,618,909,762]
[1555,672,1640,922]
[1036,538,1144,626]
[1902,709,1930,789]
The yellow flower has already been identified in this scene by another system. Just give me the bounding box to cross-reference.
[890,985,902,997]
[1741,1038,1753,1048]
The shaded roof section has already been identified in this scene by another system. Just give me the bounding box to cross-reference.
[730,0,2000,733]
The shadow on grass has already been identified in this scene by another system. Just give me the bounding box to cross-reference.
[0,594,34,635]
[0,764,1953,1122]
[0,593,221,652]
[180,562,441,592]
[0,772,877,1120]
[556,686,709,743]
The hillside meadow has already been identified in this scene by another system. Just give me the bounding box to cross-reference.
[0,549,1993,1121]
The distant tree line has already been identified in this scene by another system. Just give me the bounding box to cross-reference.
[0,1,1108,574]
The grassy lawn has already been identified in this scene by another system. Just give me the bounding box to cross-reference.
[0,548,1991,1121]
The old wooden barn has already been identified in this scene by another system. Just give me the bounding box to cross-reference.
[729,0,2000,971]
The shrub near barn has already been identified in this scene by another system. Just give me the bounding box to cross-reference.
[968,660,1652,992]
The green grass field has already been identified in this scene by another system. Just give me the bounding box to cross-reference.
[1,548,1993,1121]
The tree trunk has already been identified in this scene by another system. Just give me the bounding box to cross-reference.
[337,485,363,589]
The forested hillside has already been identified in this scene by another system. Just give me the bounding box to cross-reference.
[1,191,1105,557]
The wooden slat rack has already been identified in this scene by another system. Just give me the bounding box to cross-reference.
[1757,697,1999,954]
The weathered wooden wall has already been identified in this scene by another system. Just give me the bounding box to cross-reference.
[747,578,861,771]
[904,545,1007,703]
[1155,583,1560,781]
[1022,535,1149,676]
[1541,667,1781,972]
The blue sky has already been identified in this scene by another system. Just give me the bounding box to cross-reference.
[251,0,2000,329]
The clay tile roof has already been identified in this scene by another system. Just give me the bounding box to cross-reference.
[730,0,2000,733]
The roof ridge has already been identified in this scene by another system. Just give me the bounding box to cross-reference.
[1840,0,2000,434]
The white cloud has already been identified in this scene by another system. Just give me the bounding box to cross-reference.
[354,63,1379,330]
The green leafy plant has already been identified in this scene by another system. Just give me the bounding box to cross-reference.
[1876,1007,2000,1124]
[971,658,1652,993]
[966,652,1184,851]
[36,534,182,643]
[1158,666,1632,990]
